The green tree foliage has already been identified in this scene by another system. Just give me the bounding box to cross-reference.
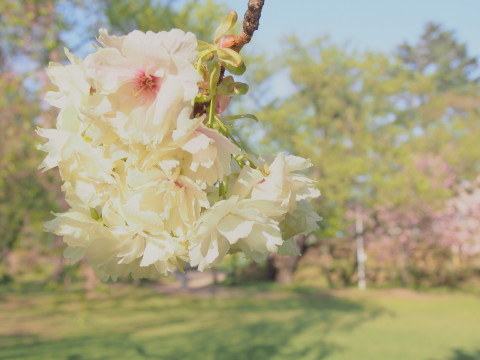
[0,0,66,65]
[398,22,478,92]
[103,0,226,41]
[257,37,399,237]
[255,26,480,286]
[0,0,227,283]
[0,0,70,281]
[395,23,480,181]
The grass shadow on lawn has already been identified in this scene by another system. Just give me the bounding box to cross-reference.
[433,349,480,360]
[0,285,388,360]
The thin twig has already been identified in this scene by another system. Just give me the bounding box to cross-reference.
[232,0,266,53]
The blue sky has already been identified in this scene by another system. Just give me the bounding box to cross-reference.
[65,0,480,100]
[223,0,480,57]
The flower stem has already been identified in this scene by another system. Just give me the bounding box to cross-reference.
[208,94,216,127]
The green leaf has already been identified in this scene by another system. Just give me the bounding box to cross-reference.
[223,61,246,75]
[197,40,212,52]
[222,114,259,122]
[217,79,248,95]
[195,93,211,103]
[214,11,238,42]
[198,48,215,61]
[209,61,221,95]
[217,47,243,68]
[217,76,235,95]
[233,82,249,95]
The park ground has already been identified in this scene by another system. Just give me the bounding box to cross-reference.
[1,277,480,360]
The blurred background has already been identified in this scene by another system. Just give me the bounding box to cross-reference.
[1,0,480,359]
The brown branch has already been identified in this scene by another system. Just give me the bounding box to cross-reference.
[232,0,266,53]
[193,0,266,118]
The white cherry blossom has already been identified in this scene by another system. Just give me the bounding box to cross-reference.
[39,26,321,279]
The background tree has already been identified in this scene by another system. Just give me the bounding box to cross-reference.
[0,0,71,281]
[251,25,480,286]
[0,0,229,284]
[104,0,225,41]
[397,22,478,92]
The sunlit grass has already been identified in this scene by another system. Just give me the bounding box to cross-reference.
[1,284,480,360]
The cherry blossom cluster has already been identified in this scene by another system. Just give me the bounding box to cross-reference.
[38,21,320,279]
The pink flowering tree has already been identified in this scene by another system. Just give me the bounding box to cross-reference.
[363,154,480,286]
[432,177,480,267]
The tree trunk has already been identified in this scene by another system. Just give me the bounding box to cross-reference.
[355,204,366,290]
[51,236,66,283]
[0,247,12,283]
[400,244,410,286]
[0,215,24,283]
[319,241,334,288]
[270,235,307,284]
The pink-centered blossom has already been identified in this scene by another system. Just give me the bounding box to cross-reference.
[84,29,200,144]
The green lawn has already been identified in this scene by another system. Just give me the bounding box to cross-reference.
[1,284,480,360]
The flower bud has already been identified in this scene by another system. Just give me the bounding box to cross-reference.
[217,35,236,48]
[215,94,232,114]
